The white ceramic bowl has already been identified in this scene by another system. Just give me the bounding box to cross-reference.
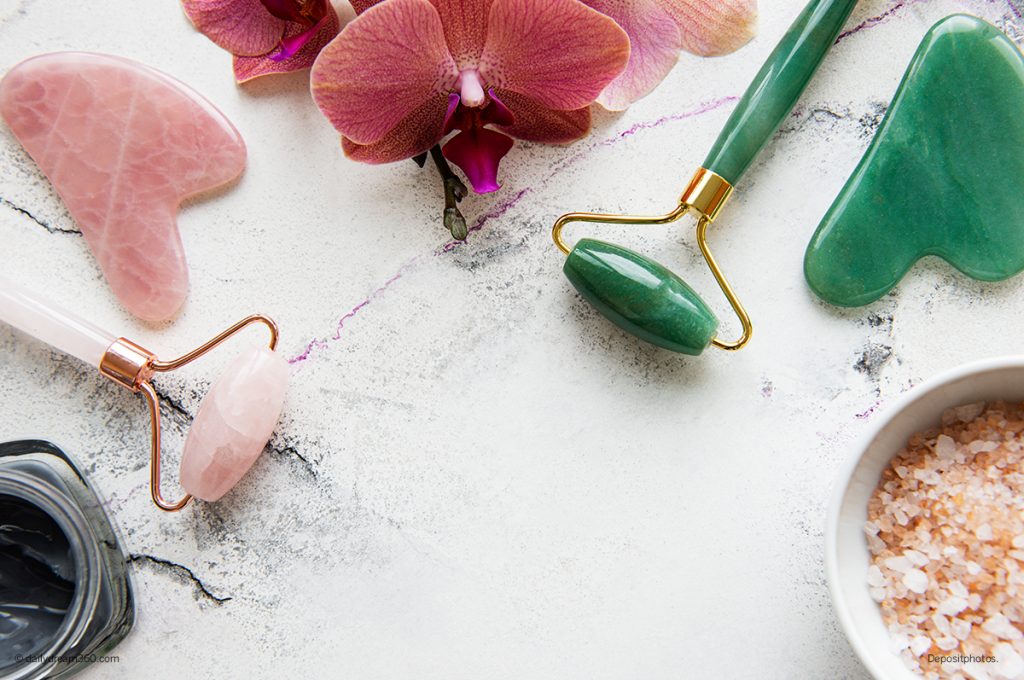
[825,356,1024,679]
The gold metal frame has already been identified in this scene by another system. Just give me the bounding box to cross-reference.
[99,315,279,512]
[552,167,751,352]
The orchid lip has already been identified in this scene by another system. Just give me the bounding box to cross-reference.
[442,125,513,194]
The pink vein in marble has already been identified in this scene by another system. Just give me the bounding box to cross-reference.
[180,346,289,502]
[0,52,247,322]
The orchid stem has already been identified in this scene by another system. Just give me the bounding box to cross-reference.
[429,145,468,240]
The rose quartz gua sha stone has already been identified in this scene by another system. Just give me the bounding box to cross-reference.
[0,52,247,322]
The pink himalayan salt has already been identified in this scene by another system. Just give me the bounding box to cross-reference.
[867,401,1024,679]
[180,346,288,502]
[0,52,246,322]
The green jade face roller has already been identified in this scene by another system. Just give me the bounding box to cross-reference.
[553,0,858,356]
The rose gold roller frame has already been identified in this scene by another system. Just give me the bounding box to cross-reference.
[99,315,279,511]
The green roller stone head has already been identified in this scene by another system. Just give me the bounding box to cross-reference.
[564,239,719,356]
[552,0,858,356]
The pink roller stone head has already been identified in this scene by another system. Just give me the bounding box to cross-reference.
[180,346,289,502]
[0,52,247,322]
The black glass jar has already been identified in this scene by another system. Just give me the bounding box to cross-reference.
[0,440,133,679]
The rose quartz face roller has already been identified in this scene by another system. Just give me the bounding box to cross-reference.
[0,275,289,512]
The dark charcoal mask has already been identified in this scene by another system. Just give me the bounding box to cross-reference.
[0,441,133,679]
[0,496,76,668]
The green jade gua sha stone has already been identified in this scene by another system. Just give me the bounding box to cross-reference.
[561,0,858,356]
[804,15,1024,307]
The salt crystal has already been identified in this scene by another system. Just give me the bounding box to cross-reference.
[911,634,932,656]
[952,619,973,640]
[1012,535,1024,549]
[937,636,960,651]
[904,569,930,594]
[867,534,886,553]
[933,613,952,636]
[949,581,969,598]
[906,549,930,567]
[970,440,1000,455]
[954,402,986,422]
[983,614,1023,640]
[939,597,969,616]
[870,587,887,603]
[887,556,914,573]
[864,521,880,536]
[977,524,994,541]
[963,662,993,680]
[968,561,983,575]
[867,565,885,587]
[937,434,959,460]
[993,642,1024,678]
[904,650,922,672]
[891,632,911,653]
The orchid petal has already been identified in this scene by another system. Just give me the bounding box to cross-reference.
[181,0,286,56]
[430,0,494,67]
[341,96,451,163]
[311,0,459,145]
[480,0,630,111]
[442,126,514,193]
[657,0,757,57]
[233,5,340,82]
[582,0,681,110]
[348,0,383,13]
[491,88,590,143]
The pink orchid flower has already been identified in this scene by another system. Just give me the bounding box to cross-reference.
[182,0,341,82]
[310,0,631,194]
[582,0,758,110]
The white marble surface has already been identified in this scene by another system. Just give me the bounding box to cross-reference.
[1,1,1022,678]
